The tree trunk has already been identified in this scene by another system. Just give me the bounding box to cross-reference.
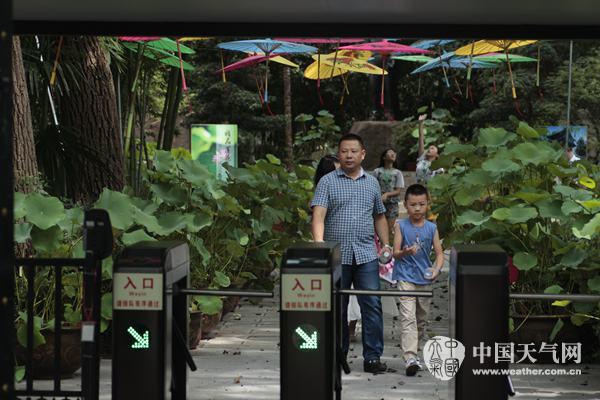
[60,36,124,203]
[283,67,293,169]
[12,37,39,193]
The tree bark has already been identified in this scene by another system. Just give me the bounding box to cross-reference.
[12,36,39,193]
[60,36,124,203]
[283,67,293,169]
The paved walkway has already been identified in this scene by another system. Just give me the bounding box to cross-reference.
[189,272,600,400]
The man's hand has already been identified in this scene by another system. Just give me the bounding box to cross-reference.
[381,193,389,202]
[418,114,427,124]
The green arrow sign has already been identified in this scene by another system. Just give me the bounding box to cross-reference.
[295,327,318,350]
[128,326,150,349]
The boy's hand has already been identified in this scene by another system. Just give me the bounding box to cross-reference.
[426,268,440,281]
[403,244,419,256]
[418,114,427,125]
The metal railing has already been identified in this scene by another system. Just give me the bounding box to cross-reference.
[510,293,600,302]
[15,258,87,399]
[13,210,111,400]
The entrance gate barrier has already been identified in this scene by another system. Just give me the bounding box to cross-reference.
[112,240,273,400]
[280,242,432,400]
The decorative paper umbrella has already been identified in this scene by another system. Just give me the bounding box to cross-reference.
[410,52,496,74]
[217,39,317,101]
[454,40,538,98]
[275,38,364,102]
[218,54,298,73]
[474,53,537,63]
[341,40,431,105]
[304,61,346,79]
[410,39,456,50]
[122,42,194,70]
[391,55,434,62]
[315,52,387,75]
[119,37,195,90]
[411,52,496,97]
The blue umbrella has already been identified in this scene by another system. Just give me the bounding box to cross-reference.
[410,39,455,50]
[217,39,317,101]
[410,52,496,93]
[410,52,496,74]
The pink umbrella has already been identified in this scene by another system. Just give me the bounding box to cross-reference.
[118,36,162,41]
[217,54,280,73]
[341,40,431,106]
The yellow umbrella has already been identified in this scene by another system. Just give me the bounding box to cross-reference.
[455,40,538,98]
[178,37,212,42]
[313,53,388,75]
[269,56,299,68]
[304,61,345,79]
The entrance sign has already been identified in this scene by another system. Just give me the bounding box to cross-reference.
[114,273,163,310]
[282,274,331,311]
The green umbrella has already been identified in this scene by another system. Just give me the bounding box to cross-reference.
[145,38,195,54]
[122,42,195,71]
[474,53,536,63]
[391,55,434,63]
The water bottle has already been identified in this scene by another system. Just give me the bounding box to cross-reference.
[379,245,393,265]
[424,268,434,279]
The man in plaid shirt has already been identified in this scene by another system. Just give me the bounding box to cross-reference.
[311,133,391,374]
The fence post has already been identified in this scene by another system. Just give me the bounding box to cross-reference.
[81,209,113,400]
[449,244,509,400]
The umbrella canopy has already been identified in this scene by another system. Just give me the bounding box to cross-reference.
[218,54,298,73]
[340,40,430,106]
[304,61,346,79]
[178,37,212,42]
[454,40,537,56]
[122,42,194,71]
[314,53,387,75]
[410,39,455,50]
[391,55,434,63]
[454,40,537,98]
[217,39,317,101]
[474,53,537,63]
[119,36,162,42]
[217,38,317,55]
[274,38,363,44]
[340,39,431,55]
[410,52,496,74]
[120,37,195,54]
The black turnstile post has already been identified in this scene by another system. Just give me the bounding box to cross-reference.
[449,244,509,400]
[112,241,190,400]
[280,242,342,400]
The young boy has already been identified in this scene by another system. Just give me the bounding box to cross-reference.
[392,184,444,376]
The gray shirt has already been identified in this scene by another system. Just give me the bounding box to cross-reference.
[311,168,386,265]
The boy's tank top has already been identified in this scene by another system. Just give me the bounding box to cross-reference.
[393,218,437,285]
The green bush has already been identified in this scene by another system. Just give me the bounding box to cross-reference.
[428,120,600,335]
[14,153,314,319]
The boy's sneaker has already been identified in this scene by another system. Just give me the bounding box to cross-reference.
[405,357,421,376]
[363,359,388,374]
